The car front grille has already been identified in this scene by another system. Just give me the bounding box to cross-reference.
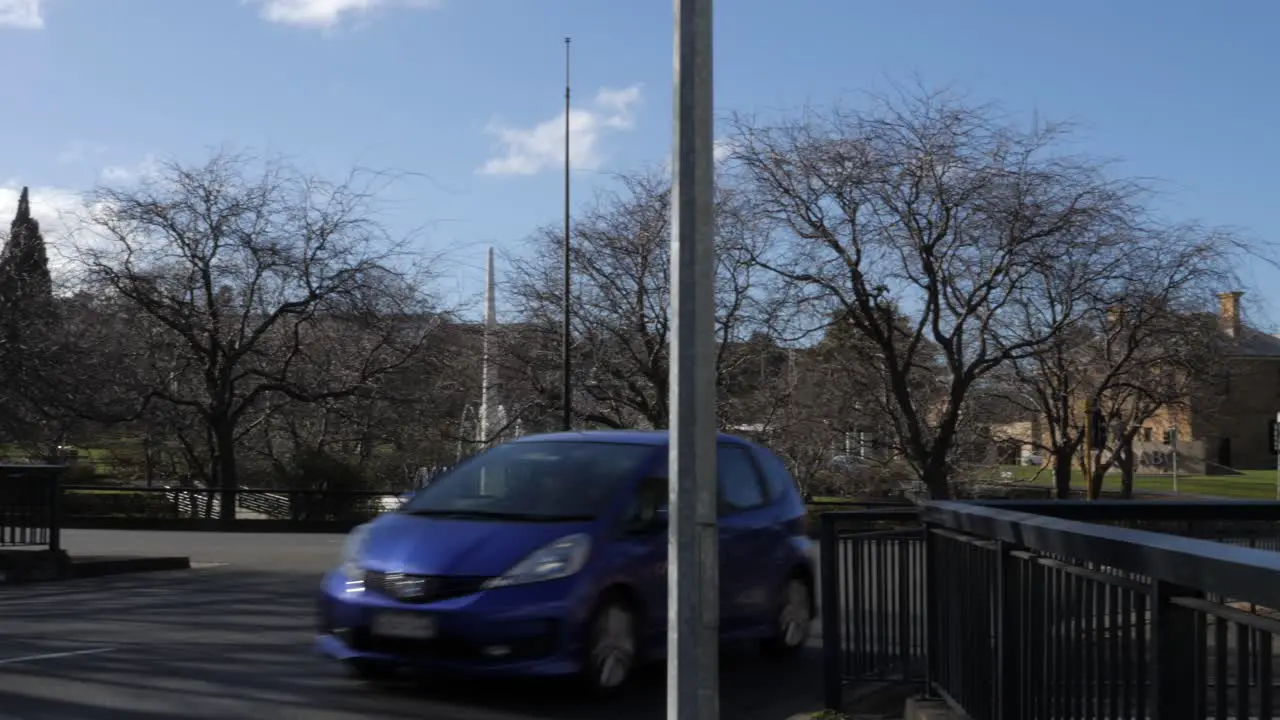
[363,571,492,604]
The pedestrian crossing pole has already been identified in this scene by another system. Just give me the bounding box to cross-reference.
[668,0,719,718]
[1084,404,1094,500]
[1274,411,1280,500]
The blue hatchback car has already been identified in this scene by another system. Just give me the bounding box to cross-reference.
[315,430,816,692]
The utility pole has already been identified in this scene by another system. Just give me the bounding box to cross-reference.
[560,37,573,432]
[668,1,718,719]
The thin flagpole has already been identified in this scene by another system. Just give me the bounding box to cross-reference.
[560,36,573,432]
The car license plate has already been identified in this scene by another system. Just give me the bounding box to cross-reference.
[371,612,437,639]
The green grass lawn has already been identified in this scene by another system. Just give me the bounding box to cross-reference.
[1012,467,1280,500]
[810,467,1280,504]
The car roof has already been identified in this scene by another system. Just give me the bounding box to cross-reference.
[511,429,754,447]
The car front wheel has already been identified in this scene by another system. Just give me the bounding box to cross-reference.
[762,576,813,657]
[584,598,639,694]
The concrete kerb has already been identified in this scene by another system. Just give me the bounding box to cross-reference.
[69,556,192,579]
[0,549,190,586]
[901,697,959,719]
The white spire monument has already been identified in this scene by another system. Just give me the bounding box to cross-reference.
[478,246,498,447]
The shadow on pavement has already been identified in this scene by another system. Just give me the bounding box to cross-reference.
[0,567,822,719]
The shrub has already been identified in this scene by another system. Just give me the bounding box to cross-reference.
[277,450,382,523]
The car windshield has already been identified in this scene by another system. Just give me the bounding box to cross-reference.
[401,441,657,521]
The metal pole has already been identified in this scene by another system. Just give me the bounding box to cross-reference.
[1275,412,1280,500]
[1083,405,1093,499]
[560,37,573,432]
[668,1,718,719]
[1170,427,1179,495]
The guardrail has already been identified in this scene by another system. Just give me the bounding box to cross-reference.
[0,465,62,551]
[59,486,407,532]
[820,500,1280,718]
[58,485,912,535]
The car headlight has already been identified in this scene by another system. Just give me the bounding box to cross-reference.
[338,523,371,584]
[481,534,592,590]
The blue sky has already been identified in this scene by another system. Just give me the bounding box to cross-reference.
[3,0,1280,326]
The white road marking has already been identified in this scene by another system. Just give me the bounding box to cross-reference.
[0,647,117,665]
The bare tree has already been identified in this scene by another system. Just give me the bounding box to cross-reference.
[502,170,789,430]
[726,88,1144,498]
[997,224,1239,498]
[73,152,441,518]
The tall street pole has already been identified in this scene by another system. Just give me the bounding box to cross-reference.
[668,1,718,719]
[560,37,573,432]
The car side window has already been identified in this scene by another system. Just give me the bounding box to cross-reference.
[625,475,669,527]
[717,444,768,514]
[754,447,799,501]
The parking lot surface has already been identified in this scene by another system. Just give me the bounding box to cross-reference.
[0,530,823,719]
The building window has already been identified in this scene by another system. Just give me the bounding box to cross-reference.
[1141,427,1153,442]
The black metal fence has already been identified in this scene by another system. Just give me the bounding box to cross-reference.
[820,507,927,708]
[820,500,1280,719]
[59,485,406,528]
[0,465,62,551]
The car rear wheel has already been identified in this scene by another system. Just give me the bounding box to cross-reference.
[762,576,812,657]
[583,598,638,694]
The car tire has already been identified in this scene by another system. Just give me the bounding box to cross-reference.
[761,576,813,658]
[582,596,640,695]
[345,659,399,683]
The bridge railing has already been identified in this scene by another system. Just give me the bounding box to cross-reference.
[820,500,1280,719]
[819,507,927,708]
[0,464,62,552]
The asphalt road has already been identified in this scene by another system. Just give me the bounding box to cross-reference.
[0,530,825,720]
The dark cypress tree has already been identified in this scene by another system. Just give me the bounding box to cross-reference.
[0,187,53,311]
[0,187,57,444]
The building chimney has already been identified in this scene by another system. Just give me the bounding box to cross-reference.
[1218,291,1244,338]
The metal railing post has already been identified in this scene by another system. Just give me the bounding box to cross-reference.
[47,468,62,555]
[1149,580,1199,720]
[995,540,1022,720]
[820,512,843,710]
[922,521,939,697]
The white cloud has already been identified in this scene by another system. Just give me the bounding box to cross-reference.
[480,84,643,177]
[100,154,161,185]
[713,138,735,164]
[250,0,439,29]
[0,183,92,275]
[0,152,156,277]
[0,0,43,29]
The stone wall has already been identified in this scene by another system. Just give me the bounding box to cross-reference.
[1131,440,1206,475]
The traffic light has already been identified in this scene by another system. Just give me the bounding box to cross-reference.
[1089,406,1107,448]
[1270,419,1279,455]
[1162,429,1173,445]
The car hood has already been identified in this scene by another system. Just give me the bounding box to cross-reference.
[358,512,597,578]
